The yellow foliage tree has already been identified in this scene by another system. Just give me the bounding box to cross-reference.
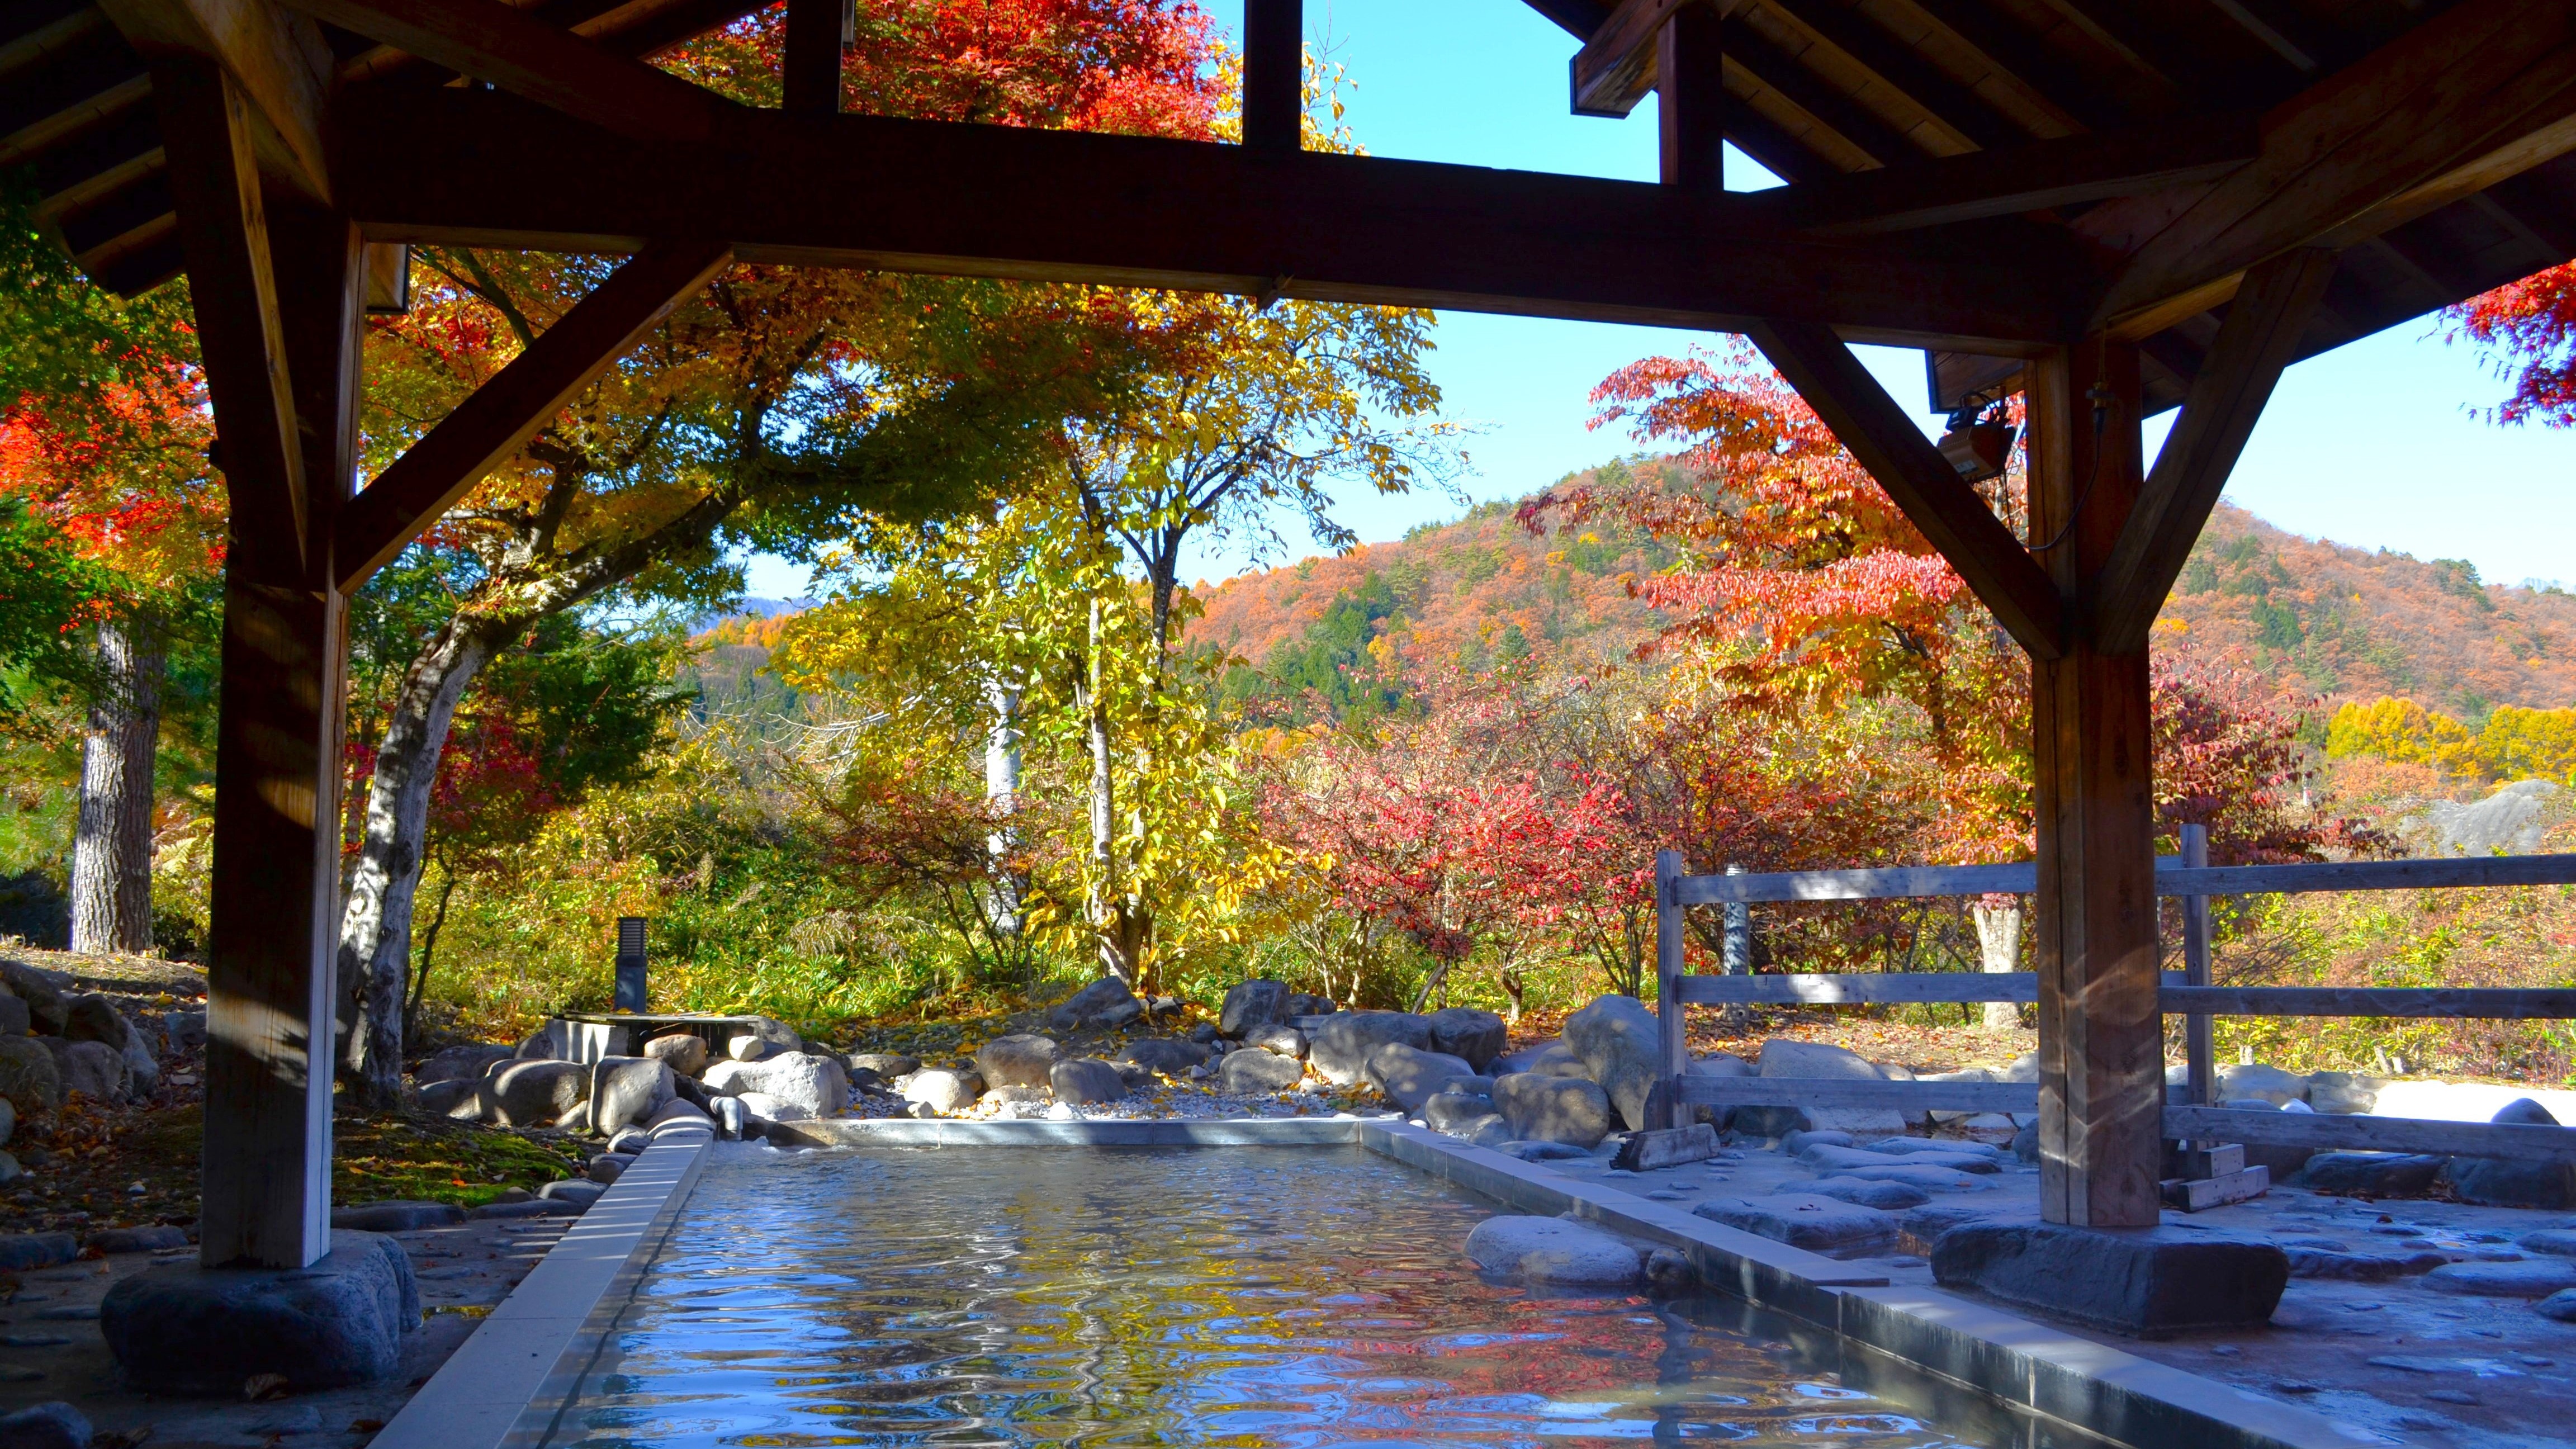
[2327,695,2576,783]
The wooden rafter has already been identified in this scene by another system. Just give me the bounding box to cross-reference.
[1242,0,1301,151]
[1900,0,2122,132]
[278,0,738,143]
[1726,17,1917,167]
[1571,0,1689,117]
[332,86,2092,348]
[2086,0,2576,331]
[780,0,840,114]
[2089,249,2337,655]
[1756,0,2024,152]
[334,239,735,593]
[1742,318,2063,659]
[1761,111,2257,235]
[151,55,307,576]
[95,0,332,200]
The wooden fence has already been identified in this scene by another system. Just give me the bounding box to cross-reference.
[1651,830,2576,1162]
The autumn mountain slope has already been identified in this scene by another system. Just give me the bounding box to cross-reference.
[1192,477,2576,723]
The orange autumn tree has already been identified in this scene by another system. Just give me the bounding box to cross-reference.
[0,184,221,954]
[1523,344,2363,1014]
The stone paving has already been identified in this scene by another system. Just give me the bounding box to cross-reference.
[1522,1129,2576,1449]
[0,1214,567,1448]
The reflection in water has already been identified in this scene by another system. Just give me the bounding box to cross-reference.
[555,1145,2006,1448]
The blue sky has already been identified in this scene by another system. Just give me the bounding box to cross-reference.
[750,0,2571,597]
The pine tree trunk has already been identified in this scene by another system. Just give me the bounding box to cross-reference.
[1972,900,2025,1031]
[69,619,162,954]
[337,621,496,1105]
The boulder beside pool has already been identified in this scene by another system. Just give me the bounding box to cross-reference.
[1463,1215,1643,1287]
[1492,1073,1612,1148]
[1693,1194,1895,1254]
[101,1230,416,1394]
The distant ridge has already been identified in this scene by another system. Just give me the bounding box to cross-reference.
[1193,473,2576,724]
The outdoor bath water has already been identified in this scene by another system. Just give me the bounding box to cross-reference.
[550,1144,2052,1448]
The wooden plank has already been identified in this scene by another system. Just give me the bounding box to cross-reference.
[1725,18,1918,167]
[1672,852,2576,906]
[1524,0,1613,41]
[334,239,732,592]
[1677,861,2034,903]
[2085,0,2576,330]
[1742,318,2064,657]
[2089,248,2336,653]
[2161,1164,2270,1212]
[2162,854,2576,896]
[1656,0,1725,192]
[1756,0,2026,152]
[280,0,736,143]
[96,0,332,199]
[2163,1106,2576,1166]
[1679,1076,2041,1112]
[1242,0,1301,151]
[1655,850,1687,1130]
[1571,0,1686,117]
[2028,339,2163,1230]
[332,86,2095,350]
[779,0,839,115]
[2161,987,2576,1020]
[1765,113,2258,236]
[1681,971,2037,1005]
[150,56,305,580]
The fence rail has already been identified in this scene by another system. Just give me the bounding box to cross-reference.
[1675,852,2576,905]
[1650,838,2576,1161]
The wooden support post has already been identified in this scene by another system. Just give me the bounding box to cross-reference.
[190,188,360,1272]
[2181,822,2215,1108]
[1656,1,1723,191]
[1242,0,1301,152]
[1655,849,1686,1129]
[2029,340,2164,1229]
[780,0,842,115]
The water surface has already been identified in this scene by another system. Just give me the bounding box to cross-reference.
[555,1144,2030,1448]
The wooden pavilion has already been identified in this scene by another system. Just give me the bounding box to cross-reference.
[6,0,2573,1270]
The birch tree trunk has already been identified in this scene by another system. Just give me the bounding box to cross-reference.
[337,619,498,1104]
[1971,900,2025,1031]
[69,619,162,954]
[983,677,1023,939]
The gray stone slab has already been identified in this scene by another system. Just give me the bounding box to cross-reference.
[1931,1222,2288,1336]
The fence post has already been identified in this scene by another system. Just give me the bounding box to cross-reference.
[1656,849,1686,1130]
[2181,823,2214,1108]
[1721,863,1750,1029]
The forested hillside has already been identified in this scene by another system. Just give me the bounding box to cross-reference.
[1177,485,2576,726]
[2161,504,2576,719]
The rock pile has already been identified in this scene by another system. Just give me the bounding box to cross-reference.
[0,956,193,1187]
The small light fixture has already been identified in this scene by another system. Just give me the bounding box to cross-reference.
[1936,396,2015,484]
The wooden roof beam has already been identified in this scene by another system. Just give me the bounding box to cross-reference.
[1756,0,2025,151]
[1762,111,2256,234]
[1744,316,2064,658]
[335,239,733,592]
[94,0,332,199]
[1571,0,1692,117]
[2090,249,2336,654]
[2087,0,2576,333]
[331,84,2091,349]
[151,55,307,577]
[277,0,739,142]
[1526,0,1614,43]
[1726,18,1919,167]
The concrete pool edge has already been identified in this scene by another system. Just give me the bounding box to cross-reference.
[365,1122,714,1449]
[1360,1121,2375,1449]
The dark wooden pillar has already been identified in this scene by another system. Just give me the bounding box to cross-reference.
[2028,340,2163,1228]
[1657,1,1725,191]
[159,55,361,1270]
[782,0,843,115]
[1242,0,1301,151]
